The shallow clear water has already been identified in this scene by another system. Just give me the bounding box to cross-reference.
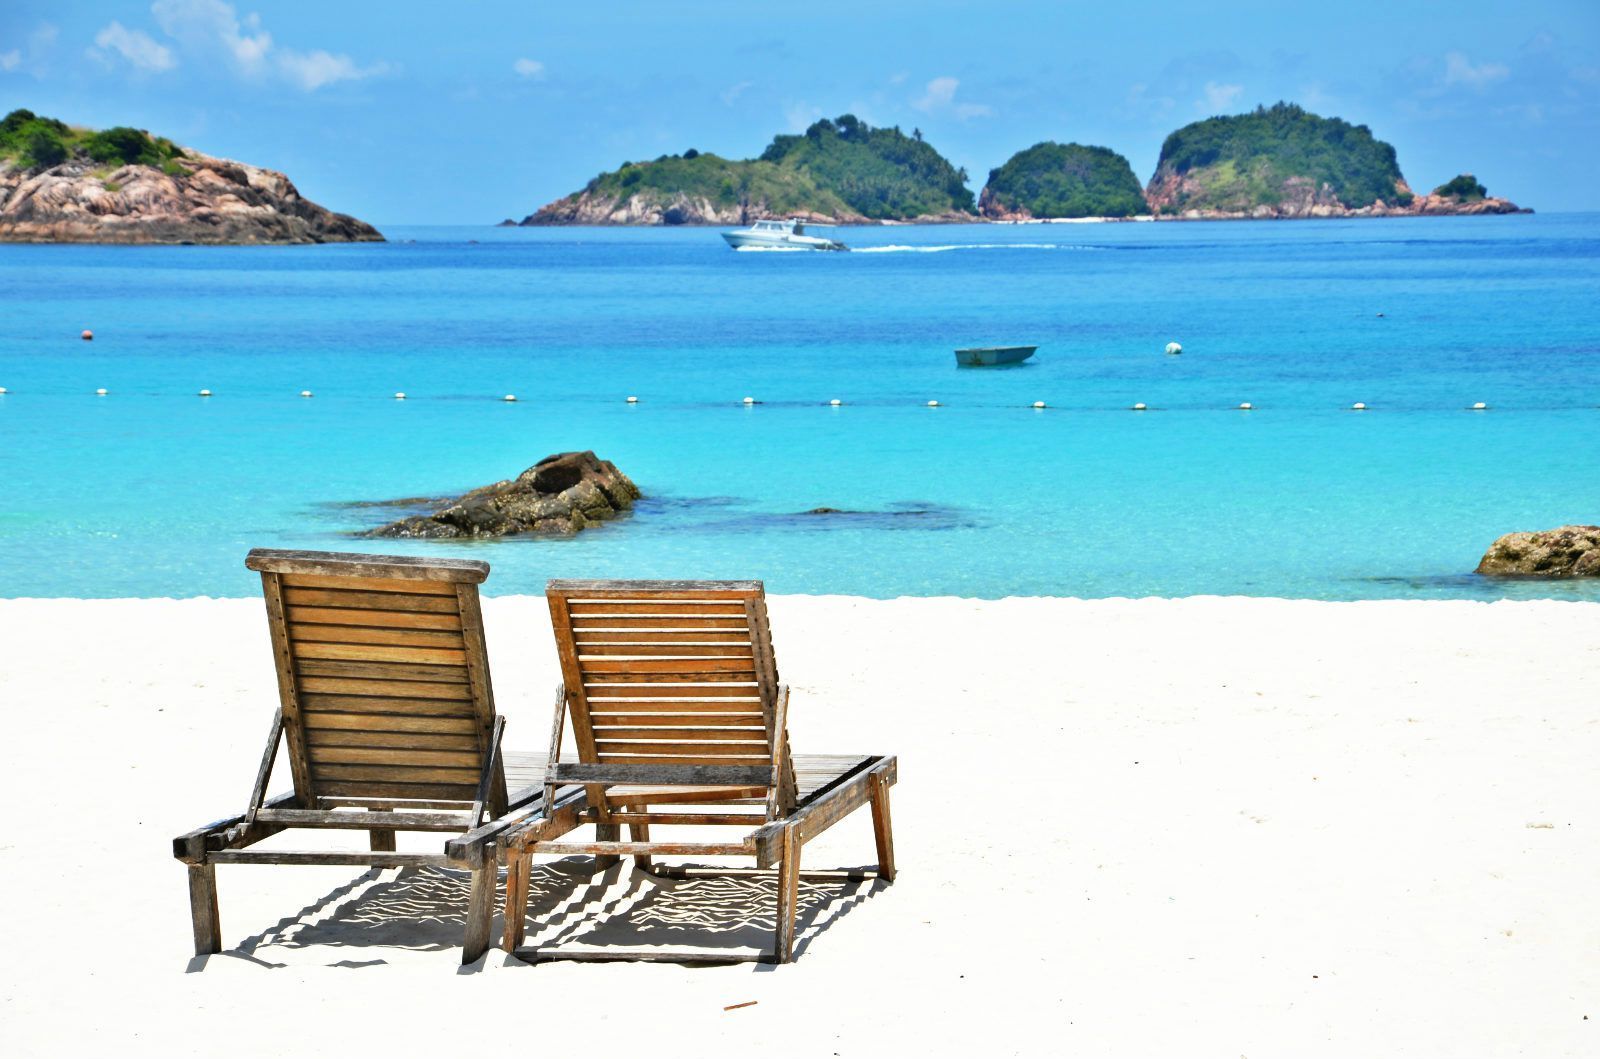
[1,216,1596,599]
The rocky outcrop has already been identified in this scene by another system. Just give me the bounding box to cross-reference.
[368,452,640,538]
[1144,171,1527,219]
[1476,526,1600,577]
[0,153,382,244]
[522,189,843,226]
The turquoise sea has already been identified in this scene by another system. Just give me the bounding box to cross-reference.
[1,216,1596,600]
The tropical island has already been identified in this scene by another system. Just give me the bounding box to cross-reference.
[522,102,1526,225]
[0,109,382,244]
[979,142,1147,220]
[1144,103,1525,218]
[522,114,975,225]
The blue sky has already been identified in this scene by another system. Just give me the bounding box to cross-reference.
[3,1,1597,223]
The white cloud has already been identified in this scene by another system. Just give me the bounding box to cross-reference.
[784,102,822,132]
[720,79,753,105]
[279,49,387,91]
[1443,51,1509,89]
[0,50,19,72]
[90,21,177,73]
[912,76,992,120]
[1201,81,1243,111]
[148,0,386,91]
[512,57,544,79]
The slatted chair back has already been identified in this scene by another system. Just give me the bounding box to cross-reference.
[245,549,506,814]
[545,580,798,818]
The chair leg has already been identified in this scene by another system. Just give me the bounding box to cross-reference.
[369,829,396,852]
[594,821,620,871]
[187,863,222,956]
[774,824,801,964]
[869,770,896,882]
[461,847,496,964]
[502,854,529,953]
[628,820,652,869]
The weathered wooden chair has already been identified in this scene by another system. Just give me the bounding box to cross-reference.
[497,579,897,963]
[172,549,540,964]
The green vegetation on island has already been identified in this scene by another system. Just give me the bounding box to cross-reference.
[526,114,974,224]
[979,142,1146,219]
[1433,173,1487,201]
[0,108,186,174]
[1146,103,1413,215]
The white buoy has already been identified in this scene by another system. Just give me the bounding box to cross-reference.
[0,387,8,395]
[394,392,407,400]
[300,390,313,398]
[1352,402,1367,411]
[1472,401,1488,410]
[1132,402,1147,411]
[1032,400,1047,409]
[198,389,212,397]
[626,396,638,404]
[95,388,108,395]
[503,394,517,402]
[1164,342,1182,355]
[829,399,842,406]
[742,396,756,405]
[81,330,94,341]
[927,399,940,408]
[1239,402,1253,410]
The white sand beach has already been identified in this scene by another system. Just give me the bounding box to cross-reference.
[1,594,1596,1057]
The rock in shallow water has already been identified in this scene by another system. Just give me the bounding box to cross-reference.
[1476,525,1600,577]
[366,451,640,538]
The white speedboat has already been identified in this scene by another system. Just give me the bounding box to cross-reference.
[722,218,849,251]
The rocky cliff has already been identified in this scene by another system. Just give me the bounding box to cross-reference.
[0,109,381,244]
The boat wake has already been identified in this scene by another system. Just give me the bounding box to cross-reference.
[853,243,1090,253]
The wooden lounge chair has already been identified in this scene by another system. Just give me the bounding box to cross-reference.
[172,549,539,964]
[497,579,897,964]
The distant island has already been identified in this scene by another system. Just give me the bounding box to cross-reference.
[1145,103,1526,218]
[979,143,1147,220]
[523,114,975,226]
[0,109,382,244]
[521,103,1526,225]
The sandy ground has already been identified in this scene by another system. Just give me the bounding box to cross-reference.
[0,594,1596,1057]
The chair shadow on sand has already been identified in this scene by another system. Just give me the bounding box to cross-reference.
[214,859,888,969]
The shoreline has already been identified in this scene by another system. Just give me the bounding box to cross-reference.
[3,593,1596,1056]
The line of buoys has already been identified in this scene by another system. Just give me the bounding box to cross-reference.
[81,330,93,341]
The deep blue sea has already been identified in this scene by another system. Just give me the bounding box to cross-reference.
[1,216,1596,599]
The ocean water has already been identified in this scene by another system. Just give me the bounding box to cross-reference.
[1,216,1597,600]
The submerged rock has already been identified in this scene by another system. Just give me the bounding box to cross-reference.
[367,451,640,538]
[1476,525,1600,577]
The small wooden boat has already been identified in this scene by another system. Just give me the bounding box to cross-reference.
[954,345,1037,367]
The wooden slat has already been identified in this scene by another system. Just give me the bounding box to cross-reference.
[584,671,756,685]
[286,605,463,631]
[596,739,772,754]
[569,616,748,629]
[305,728,482,750]
[313,763,484,784]
[308,745,484,768]
[247,548,488,584]
[303,710,478,734]
[532,842,750,856]
[253,808,474,831]
[566,602,749,616]
[595,753,774,765]
[289,623,465,648]
[575,644,755,657]
[550,579,761,598]
[209,850,445,867]
[280,573,460,595]
[573,630,750,644]
[293,641,467,666]
[550,762,774,786]
[590,727,768,740]
[591,713,766,726]
[583,687,760,700]
[281,587,461,613]
[315,780,479,801]
[293,658,471,683]
[298,677,473,700]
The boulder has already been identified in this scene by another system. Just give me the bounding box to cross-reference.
[1476,525,1600,577]
[367,451,640,538]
